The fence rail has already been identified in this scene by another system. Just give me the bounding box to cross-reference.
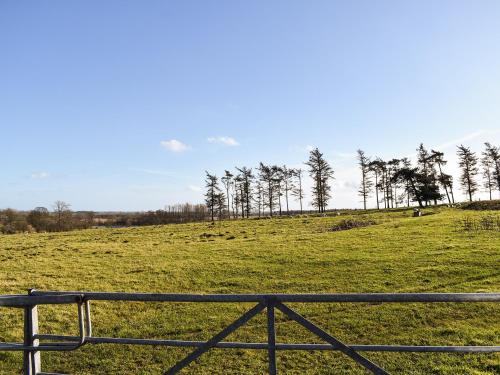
[0,290,499,374]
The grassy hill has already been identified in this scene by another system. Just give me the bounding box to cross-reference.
[0,208,498,374]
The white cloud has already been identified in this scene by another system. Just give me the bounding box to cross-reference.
[207,136,239,146]
[187,185,202,192]
[31,172,50,179]
[160,139,190,152]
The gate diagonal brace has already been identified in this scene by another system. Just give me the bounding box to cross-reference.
[275,302,390,375]
[164,302,266,374]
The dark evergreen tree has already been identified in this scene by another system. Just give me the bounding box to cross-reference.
[305,148,334,213]
[430,150,454,204]
[416,144,441,205]
[204,172,221,222]
[258,163,279,216]
[457,145,479,202]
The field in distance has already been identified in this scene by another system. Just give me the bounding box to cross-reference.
[0,207,499,374]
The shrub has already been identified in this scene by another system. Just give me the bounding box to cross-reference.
[330,219,377,231]
[460,200,500,211]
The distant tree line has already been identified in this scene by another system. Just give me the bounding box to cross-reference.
[0,202,208,234]
[0,201,95,234]
[2,142,498,233]
[204,147,334,221]
[205,142,500,218]
[110,204,207,226]
[356,142,500,209]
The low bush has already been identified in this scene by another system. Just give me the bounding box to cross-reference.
[330,218,377,231]
[459,200,500,211]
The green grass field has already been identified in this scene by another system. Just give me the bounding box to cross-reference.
[0,208,499,374]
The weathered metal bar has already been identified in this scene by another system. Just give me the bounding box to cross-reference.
[3,301,88,354]
[0,294,83,307]
[267,300,277,375]
[23,294,41,375]
[85,301,92,337]
[276,302,390,375]
[164,303,266,374]
[19,336,500,353]
[31,291,500,303]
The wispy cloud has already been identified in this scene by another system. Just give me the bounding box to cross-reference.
[435,130,485,150]
[31,172,50,179]
[207,136,239,146]
[160,139,190,152]
[187,185,201,192]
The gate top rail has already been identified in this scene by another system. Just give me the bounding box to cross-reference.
[0,294,82,308]
[30,290,500,303]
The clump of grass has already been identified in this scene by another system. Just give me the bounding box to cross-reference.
[456,214,500,232]
[330,218,377,231]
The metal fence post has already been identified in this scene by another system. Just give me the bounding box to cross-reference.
[23,289,41,375]
[266,298,277,375]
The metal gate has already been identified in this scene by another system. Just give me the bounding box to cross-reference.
[0,290,499,374]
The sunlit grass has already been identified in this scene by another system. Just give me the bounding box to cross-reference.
[0,208,499,374]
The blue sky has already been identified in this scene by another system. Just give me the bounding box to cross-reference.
[1,1,500,211]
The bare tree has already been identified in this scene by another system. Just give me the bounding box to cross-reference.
[484,142,500,197]
[357,150,373,210]
[399,158,412,207]
[387,159,400,208]
[281,165,294,215]
[53,200,72,231]
[457,145,479,202]
[305,148,334,213]
[369,159,384,210]
[221,170,233,219]
[292,168,304,214]
[481,151,495,200]
[274,167,284,216]
[255,181,264,217]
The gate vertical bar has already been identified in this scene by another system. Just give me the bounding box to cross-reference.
[266,299,277,375]
[23,289,41,375]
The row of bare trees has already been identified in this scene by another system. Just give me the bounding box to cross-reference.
[0,201,95,234]
[357,142,500,209]
[205,148,334,220]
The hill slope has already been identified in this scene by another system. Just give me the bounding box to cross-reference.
[0,208,498,374]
